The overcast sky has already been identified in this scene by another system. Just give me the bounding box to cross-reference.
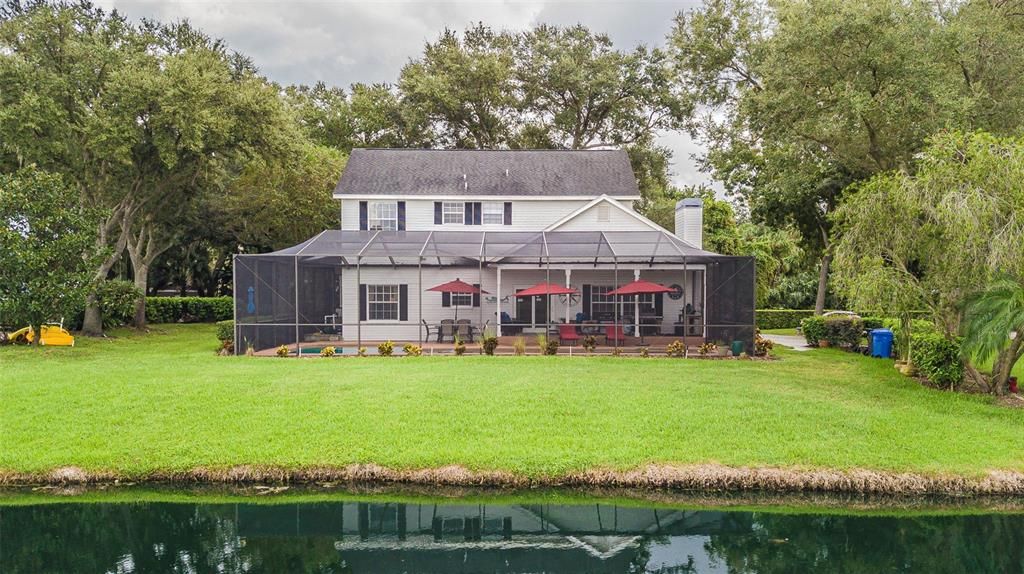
[94,0,711,188]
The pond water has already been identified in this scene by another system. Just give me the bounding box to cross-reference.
[2,491,1023,573]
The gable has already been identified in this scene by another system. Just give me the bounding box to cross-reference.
[545,196,668,233]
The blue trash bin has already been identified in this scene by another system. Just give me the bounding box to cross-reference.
[869,328,894,358]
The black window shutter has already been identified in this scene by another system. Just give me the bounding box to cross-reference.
[359,284,367,321]
[503,202,512,225]
[442,292,451,307]
[582,284,592,316]
[473,202,482,225]
[399,284,408,321]
[359,201,368,231]
[464,202,472,225]
[397,201,406,231]
[655,293,664,318]
[472,283,480,307]
[434,202,442,224]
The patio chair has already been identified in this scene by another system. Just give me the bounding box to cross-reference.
[439,319,455,343]
[604,324,626,346]
[558,324,581,346]
[455,319,473,342]
[422,319,438,342]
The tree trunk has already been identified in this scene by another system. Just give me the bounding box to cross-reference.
[814,253,832,315]
[132,262,149,329]
[81,295,104,336]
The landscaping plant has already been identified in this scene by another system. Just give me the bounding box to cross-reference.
[543,339,559,356]
[800,316,826,347]
[824,316,864,348]
[666,340,686,358]
[698,342,718,357]
[911,332,964,390]
[454,337,467,356]
[640,347,650,358]
[512,335,526,356]
[377,340,394,357]
[582,335,597,354]
[480,329,499,355]
[754,329,774,357]
[319,346,336,357]
[275,345,289,358]
[403,343,423,357]
[357,347,367,357]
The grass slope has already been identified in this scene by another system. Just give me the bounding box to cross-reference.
[1,324,1022,479]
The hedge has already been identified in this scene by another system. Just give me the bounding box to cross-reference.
[911,331,964,389]
[756,309,816,330]
[146,297,232,324]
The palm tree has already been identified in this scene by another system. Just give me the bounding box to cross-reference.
[961,277,1024,395]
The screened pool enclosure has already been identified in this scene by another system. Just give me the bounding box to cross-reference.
[233,230,755,355]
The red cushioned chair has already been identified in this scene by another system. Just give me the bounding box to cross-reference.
[558,324,581,346]
[604,325,626,345]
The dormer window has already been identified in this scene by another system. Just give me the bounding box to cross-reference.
[482,202,504,225]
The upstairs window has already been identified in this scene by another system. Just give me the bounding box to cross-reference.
[442,201,464,224]
[482,202,504,225]
[368,201,398,231]
[367,284,400,320]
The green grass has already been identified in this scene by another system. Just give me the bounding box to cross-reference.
[2,324,1023,479]
[761,327,799,336]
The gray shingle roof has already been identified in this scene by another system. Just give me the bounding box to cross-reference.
[333,148,641,197]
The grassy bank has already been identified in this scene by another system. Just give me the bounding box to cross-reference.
[2,324,1023,488]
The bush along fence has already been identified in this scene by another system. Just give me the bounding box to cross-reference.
[755,309,930,330]
[146,297,232,324]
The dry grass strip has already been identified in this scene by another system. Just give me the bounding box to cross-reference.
[3,464,1024,496]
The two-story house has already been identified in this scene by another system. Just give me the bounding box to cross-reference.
[233,148,754,353]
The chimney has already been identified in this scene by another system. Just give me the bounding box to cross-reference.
[675,198,703,248]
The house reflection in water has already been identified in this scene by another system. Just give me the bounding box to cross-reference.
[236,502,734,572]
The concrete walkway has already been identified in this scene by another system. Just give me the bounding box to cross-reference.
[762,333,814,352]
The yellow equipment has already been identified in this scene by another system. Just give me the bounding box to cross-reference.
[8,320,75,346]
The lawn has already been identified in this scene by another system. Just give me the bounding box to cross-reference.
[2,324,1023,481]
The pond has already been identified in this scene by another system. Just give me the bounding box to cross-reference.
[2,488,1023,573]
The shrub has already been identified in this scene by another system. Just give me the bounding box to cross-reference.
[535,333,547,351]
[582,335,597,354]
[666,340,686,358]
[454,338,467,356]
[911,332,964,389]
[480,336,498,355]
[357,346,367,357]
[754,329,774,356]
[320,346,336,357]
[824,316,864,348]
[861,316,889,331]
[377,340,394,357]
[698,342,718,357]
[275,345,289,358]
[216,320,234,344]
[146,296,232,324]
[512,335,526,356]
[98,279,142,329]
[402,343,422,356]
[543,339,559,356]
[639,346,650,358]
[611,346,622,357]
[800,316,826,346]
[756,309,816,330]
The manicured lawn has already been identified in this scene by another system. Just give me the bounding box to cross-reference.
[2,324,1023,479]
[762,327,799,336]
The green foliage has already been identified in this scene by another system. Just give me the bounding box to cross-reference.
[582,335,597,354]
[93,279,142,330]
[824,316,864,348]
[377,340,394,357]
[961,277,1024,393]
[357,347,367,357]
[801,316,826,346]
[861,317,888,331]
[512,336,526,356]
[319,346,336,358]
[639,347,650,358]
[215,320,234,344]
[275,345,289,358]
[0,169,101,336]
[403,343,423,357]
[453,338,467,356]
[666,340,686,358]
[911,332,964,389]
[757,310,816,330]
[145,297,232,324]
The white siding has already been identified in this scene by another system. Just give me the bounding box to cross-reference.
[553,200,656,232]
[340,199,594,232]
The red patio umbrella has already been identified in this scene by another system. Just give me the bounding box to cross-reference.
[607,280,674,344]
[426,278,488,321]
[512,282,578,297]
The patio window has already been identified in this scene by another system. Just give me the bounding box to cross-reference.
[450,292,472,306]
[589,285,656,316]
[367,284,400,320]
[442,202,464,224]
[368,201,398,231]
[482,202,504,225]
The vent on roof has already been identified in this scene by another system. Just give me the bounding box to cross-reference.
[597,203,611,222]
